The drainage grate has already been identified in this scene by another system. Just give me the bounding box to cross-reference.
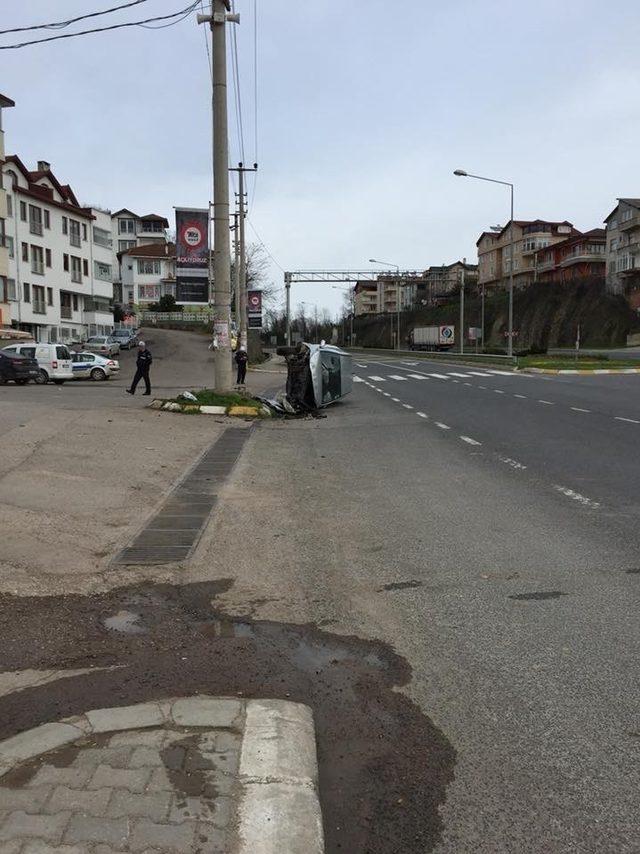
[112,427,252,565]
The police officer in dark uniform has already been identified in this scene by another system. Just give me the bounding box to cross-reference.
[235,347,248,386]
[126,340,153,395]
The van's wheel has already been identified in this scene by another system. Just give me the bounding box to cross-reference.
[14,379,28,385]
[53,379,65,385]
[90,367,107,381]
[34,370,48,384]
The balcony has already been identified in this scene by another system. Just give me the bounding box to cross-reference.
[560,251,606,268]
[138,223,165,235]
[31,261,45,276]
[29,220,43,236]
[69,233,81,248]
[60,305,72,319]
[619,213,640,232]
[71,270,82,284]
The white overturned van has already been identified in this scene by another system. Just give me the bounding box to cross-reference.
[1,343,74,384]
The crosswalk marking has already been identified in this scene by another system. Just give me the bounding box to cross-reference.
[467,371,492,377]
[427,373,449,380]
[401,361,419,365]
[388,375,408,381]
[353,376,364,383]
[407,374,428,380]
[368,375,386,381]
[448,372,471,378]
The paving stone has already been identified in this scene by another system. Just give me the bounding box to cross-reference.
[64,814,129,848]
[0,725,82,766]
[22,843,87,854]
[199,731,242,753]
[0,841,23,854]
[171,698,242,729]
[44,786,112,817]
[88,765,150,793]
[193,821,229,852]
[128,818,196,852]
[73,747,132,770]
[187,751,238,775]
[0,786,51,812]
[108,731,168,749]
[0,811,71,844]
[145,767,173,793]
[107,789,171,822]
[128,748,162,769]
[27,766,93,791]
[85,704,165,734]
[169,795,233,828]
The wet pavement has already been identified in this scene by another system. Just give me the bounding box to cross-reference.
[0,580,455,853]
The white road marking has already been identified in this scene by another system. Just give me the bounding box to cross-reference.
[615,416,640,424]
[407,374,429,380]
[499,457,527,470]
[388,375,408,381]
[571,407,590,413]
[416,412,428,418]
[448,372,471,378]
[427,373,450,380]
[478,385,487,389]
[460,435,481,445]
[402,404,414,409]
[463,382,472,387]
[467,371,493,377]
[391,397,400,402]
[494,389,505,394]
[489,370,516,376]
[514,394,527,399]
[401,361,419,365]
[452,379,460,384]
[435,422,450,430]
[538,399,554,405]
[353,376,364,383]
[356,363,367,368]
[553,485,600,509]
[383,392,391,397]
[368,375,386,381]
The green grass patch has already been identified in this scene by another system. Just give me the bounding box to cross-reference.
[520,356,639,370]
[191,389,261,410]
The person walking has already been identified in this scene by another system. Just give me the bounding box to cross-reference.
[126,340,153,396]
[235,347,248,386]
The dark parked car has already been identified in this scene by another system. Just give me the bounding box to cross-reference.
[0,351,40,384]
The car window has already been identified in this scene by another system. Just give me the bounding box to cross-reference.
[21,347,36,358]
[83,353,95,362]
[3,347,17,354]
[56,346,71,360]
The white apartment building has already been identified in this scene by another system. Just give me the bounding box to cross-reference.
[111,208,169,305]
[0,93,16,329]
[119,242,176,308]
[1,156,114,342]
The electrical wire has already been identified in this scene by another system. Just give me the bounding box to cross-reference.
[229,0,246,165]
[0,0,149,35]
[247,218,284,272]
[249,0,259,210]
[0,1,200,49]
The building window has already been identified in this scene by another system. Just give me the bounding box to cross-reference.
[94,261,112,281]
[45,248,52,267]
[7,278,17,300]
[21,242,28,262]
[610,219,618,230]
[82,223,87,241]
[31,245,44,275]
[93,227,112,247]
[6,195,12,217]
[72,294,78,312]
[119,218,136,234]
[622,209,634,222]
[137,259,161,275]
[23,282,30,302]
[71,256,82,283]
[62,216,68,235]
[4,235,14,258]
[44,209,50,229]
[47,287,53,306]
[82,258,89,277]
[63,253,69,271]
[19,201,27,222]
[28,205,43,235]
[118,239,136,252]
[69,219,81,247]
[33,285,46,314]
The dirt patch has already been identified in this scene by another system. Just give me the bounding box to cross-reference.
[0,580,455,853]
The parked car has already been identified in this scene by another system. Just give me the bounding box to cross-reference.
[0,351,40,384]
[84,336,120,357]
[1,342,73,384]
[71,351,120,381]
[110,328,137,349]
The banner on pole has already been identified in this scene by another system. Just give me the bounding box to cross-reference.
[175,207,209,304]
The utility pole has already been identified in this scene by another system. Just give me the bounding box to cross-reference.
[459,258,465,355]
[230,162,257,351]
[232,212,240,326]
[198,0,239,391]
[480,284,486,353]
[284,272,291,345]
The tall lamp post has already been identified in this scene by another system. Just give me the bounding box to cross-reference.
[454,169,515,357]
[369,258,401,350]
[331,285,355,346]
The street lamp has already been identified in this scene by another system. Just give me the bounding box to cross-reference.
[454,169,515,357]
[332,285,355,346]
[369,258,402,350]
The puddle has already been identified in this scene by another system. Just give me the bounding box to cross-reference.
[0,579,455,854]
[103,610,146,634]
[508,591,567,601]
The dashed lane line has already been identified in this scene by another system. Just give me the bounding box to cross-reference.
[388,375,408,381]
[615,416,640,424]
[391,397,400,402]
[416,412,428,418]
[435,422,450,430]
[571,407,591,413]
[460,436,482,446]
[467,372,493,377]
[402,404,414,409]
[538,399,554,405]
[448,372,472,378]
[494,389,505,394]
[499,457,527,470]
[427,373,450,380]
[368,375,386,381]
[553,485,600,509]
[356,363,367,368]
[353,376,364,383]
[383,392,391,397]
[514,394,527,399]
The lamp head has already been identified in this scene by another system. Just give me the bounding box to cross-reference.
[453,169,468,177]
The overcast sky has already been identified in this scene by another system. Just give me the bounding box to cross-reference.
[2,0,640,316]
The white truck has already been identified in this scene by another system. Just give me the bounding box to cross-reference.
[409,325,455,351]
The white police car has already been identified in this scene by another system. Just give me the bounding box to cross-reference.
[70,351,120,381]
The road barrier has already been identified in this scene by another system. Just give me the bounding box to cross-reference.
[140,311,214,323]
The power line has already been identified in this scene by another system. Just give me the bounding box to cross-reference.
[0,1,200,49]
[229,0,246,165]
[0,0,150,35]
[247,218,284,273]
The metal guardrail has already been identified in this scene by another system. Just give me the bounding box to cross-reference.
[346,346,518,367]
[140,311,213,323]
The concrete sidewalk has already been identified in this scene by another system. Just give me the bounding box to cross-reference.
[0,697,323,853]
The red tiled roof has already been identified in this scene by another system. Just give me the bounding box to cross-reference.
[140,214,169,226]
[117,242,175,260]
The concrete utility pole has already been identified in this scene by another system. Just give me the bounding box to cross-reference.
[230,163,257,351]
[232,212,240,325]
[198,0,238,391]
[284,273,292,345]
[459,258,466,355]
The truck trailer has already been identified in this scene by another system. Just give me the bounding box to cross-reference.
[409,325,455,351]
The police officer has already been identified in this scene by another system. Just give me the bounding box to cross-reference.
[126,340,153,396]
[234,346,248,386]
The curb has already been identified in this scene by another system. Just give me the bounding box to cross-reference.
[147,399,271,418]
[523,367,640,375]
[0,696,324,854]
